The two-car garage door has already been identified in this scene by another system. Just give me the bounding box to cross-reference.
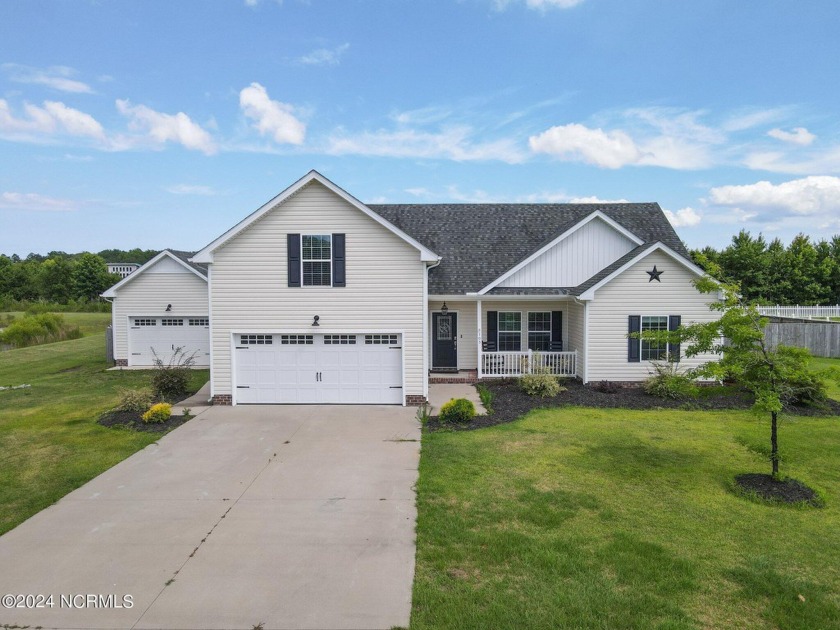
[235,333,402,404]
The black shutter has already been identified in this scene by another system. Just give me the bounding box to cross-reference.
[668,315,681,362]
[287,233,301,287]
[332,233,346,287]
[551,311,563,350]
[487,311,498,351]
[628,315,641,362]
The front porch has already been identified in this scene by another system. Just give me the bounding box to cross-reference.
[428,296,585,381]
[480,348,577,378]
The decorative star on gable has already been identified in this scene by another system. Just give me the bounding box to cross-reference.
[646,265,664,282]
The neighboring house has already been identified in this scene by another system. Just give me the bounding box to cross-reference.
[103,170,718,406]
[107,262,140,278]
[102,250,210,367]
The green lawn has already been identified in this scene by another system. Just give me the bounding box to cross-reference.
[0,333,208,535]
[413,405,840,629]
[811,357,840,400]
[1,311,111,337]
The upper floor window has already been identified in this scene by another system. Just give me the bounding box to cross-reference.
[302,235,331,286]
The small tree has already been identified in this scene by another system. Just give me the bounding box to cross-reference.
[640,265,836,479]
[71,252,112,301]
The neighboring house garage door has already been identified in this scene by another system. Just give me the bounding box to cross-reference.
[129,316,211,366]
[234,333,402,404]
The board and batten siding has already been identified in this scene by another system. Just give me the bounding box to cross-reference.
[586,250,718,381]
[499,217,635,288]
[111,258,208,362]
[209,181,427,400]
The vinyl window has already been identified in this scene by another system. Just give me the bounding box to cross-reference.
[641,316,668,360]
[527,312,551,351]
[302,235,331,286]
[497,312,522,352]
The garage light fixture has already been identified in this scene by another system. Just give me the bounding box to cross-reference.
[165,304,172,312]
[312,315,320,327]
[440,302,449,316]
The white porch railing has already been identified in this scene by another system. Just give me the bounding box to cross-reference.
[480,349,577,378]
[757,305,840,320]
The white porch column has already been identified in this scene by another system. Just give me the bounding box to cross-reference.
[476,298,483,379]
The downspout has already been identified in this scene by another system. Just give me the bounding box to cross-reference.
[423,258,442,402]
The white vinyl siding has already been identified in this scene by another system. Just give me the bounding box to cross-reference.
[566,301,587,380]
[209,181,426,401]
[586,250,718,381]
[498,217,636,288]
[111,260,208,363]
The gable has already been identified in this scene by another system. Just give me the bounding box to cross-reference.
[192,170,438,263]
[497,216,637,289]
[143,255,194,274]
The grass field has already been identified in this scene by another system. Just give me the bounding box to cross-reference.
[0,332,208,536]
[1,311,111,337]
[412,362,840,629]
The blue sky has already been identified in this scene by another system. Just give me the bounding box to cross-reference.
[2,0,840,255]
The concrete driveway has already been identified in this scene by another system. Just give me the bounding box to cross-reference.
[0,405,420,630]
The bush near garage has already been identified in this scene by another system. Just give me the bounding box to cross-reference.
[142,402,172,424]
[439,398,476,424]
[151,347,197,401]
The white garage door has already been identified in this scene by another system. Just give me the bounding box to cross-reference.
[235,333,403,404]
[128,316,210,366]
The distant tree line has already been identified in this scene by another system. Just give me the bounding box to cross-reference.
[0,249,158,306]
[692,231,840,305]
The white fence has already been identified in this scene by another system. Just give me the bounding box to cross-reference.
[481,350,577,378]
[757,305,840,320]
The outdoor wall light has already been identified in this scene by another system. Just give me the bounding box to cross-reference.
[312,315,320,327]
[165,304,172,311]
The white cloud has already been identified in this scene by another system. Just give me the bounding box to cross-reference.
[568,195,629,203]
[529,123,640,168]
[0,191,77,212]
[494,0,585,10]
[116,99,217,154]
[297,43,350,66]
[767,127,815,146]
[239,83,306,145]
[530,108,720,170]
[328,126,525,163]
[722,107,790,132]
[2,63,93,94]
[165,184,218,196]
[0,98,104,140]
[709,176,840,216]
[663,206,702,227]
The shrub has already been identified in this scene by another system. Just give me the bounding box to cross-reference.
[476,383,494,413]
[643,362,699,400]
[439,398,476,424]
[519,371,565,397]
[151,347,197,402]
[117,387,154,412]
[142,402,172,424]
[0,313,82,348]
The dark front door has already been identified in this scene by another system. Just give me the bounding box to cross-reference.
[432,312,458,371]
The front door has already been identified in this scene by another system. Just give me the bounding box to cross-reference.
[431,312,457,371]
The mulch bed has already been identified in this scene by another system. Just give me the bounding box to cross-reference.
[735,473,822,506]
[98,409,192,433]
[426,378,840,431]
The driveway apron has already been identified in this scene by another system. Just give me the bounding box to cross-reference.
[0,405,420,630]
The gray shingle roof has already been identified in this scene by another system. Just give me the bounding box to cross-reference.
[168,250,208,277]
[367,203,688,295]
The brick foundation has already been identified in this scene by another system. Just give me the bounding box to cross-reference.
[429,370,478,384]
[114,359,128,367]
[405,394,427,406]
[212,394,232,406]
